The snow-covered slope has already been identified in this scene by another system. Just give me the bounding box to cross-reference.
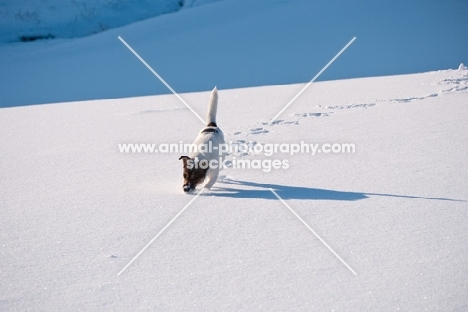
[1,0,467,107]
[0,0,187,42]
[1,68,467,311]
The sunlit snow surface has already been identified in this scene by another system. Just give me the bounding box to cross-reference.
[1,67,468,310]
[1,0,468,310]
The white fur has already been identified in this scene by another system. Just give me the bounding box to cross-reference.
[207,86,218,125]
[189,87,225,190]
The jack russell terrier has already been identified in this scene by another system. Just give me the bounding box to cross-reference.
[179,87,225,193]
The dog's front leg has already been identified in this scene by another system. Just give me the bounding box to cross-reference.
[203,169,219,190]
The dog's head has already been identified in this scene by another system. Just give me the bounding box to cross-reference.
[179,156,207,193]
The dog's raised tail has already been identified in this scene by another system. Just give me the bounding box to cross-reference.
[206,86,218,127]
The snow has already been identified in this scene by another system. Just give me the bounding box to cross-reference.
[1,0,467,107]
[1,68,468,310]
[1,0,468,310]
[0,0,185,42]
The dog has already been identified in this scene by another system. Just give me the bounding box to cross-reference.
[179,87,225,193]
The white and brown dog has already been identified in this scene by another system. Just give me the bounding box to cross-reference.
[179,87,225,193]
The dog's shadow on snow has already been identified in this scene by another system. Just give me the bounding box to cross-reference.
[214,179,366,201]
[211,178,466,202]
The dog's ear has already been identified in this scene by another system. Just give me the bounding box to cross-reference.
[179,156,190,167]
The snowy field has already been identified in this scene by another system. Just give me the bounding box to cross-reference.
[1,67,468,310]
[1,0,468,311]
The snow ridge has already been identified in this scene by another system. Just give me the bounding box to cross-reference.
[0,0,185,42]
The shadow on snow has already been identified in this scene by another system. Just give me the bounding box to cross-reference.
[210,179,466,202]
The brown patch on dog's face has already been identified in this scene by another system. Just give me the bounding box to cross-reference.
[179,156,207,193]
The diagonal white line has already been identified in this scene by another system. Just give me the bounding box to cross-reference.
[270,37,356,123]
[269,188,357,276]
[117,188,205,276]
[118,36,205,124]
